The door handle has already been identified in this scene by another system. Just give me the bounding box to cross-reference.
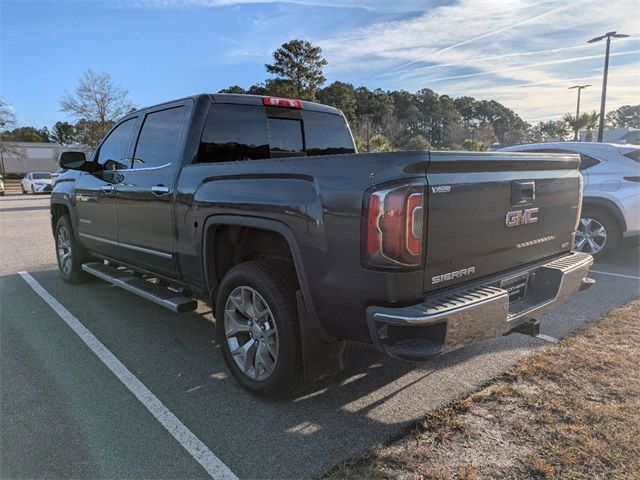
[101,185,115,193]
[151,185,170,196]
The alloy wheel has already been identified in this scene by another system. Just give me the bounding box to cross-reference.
[575,217,607,254]
[57,226,73,276]
[224,286,279,381]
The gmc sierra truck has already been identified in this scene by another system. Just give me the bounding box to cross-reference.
[52,93,594,397]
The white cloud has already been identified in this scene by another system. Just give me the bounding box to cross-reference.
[128,0,422,12]
[126,0,640,121]
[318,0,640,121]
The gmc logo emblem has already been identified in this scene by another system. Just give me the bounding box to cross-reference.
[506,207,539,227]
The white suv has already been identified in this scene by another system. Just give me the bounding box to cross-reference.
[500,142,640,257]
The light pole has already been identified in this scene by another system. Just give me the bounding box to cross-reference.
[568,84,591,140]
[588,31,629,142]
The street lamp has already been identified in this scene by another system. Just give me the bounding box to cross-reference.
[588,31,629,142]
[568,84,591,140]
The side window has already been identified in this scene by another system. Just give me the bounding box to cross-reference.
[623,150,640,163]
[133,106,186,169]
[579,154,600,170]
[95,118,136,170]
[198,104,269,163]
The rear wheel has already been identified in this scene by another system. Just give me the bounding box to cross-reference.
[55,215,92,283]
[215,260,304,398]
[575,208,620,258]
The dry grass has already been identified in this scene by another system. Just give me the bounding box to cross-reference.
[327,300,640,480]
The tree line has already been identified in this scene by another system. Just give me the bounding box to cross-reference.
[1,40,639,151]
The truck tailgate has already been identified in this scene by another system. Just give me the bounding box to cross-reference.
[424,152,581,293]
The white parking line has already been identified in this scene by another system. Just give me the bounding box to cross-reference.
[19,271,238,480]
[590,270,640,281]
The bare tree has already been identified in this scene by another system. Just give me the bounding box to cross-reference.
[60,70,134,145]
[0,98,18,175]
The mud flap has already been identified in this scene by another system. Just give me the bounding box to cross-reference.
[296,290,345,383]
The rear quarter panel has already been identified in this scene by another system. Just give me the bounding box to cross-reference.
[176,152,429,342]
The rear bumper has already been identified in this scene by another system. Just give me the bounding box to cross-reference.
[366,251,594,361]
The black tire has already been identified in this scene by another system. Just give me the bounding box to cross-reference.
[215,260,305,398]
[54,215,92,284]
[30,185,35,194]
[21,185,26,194]
[577,208,621,259]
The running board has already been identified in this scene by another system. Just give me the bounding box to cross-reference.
[82,262,197,313]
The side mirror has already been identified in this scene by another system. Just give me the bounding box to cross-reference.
[59,151,88,170]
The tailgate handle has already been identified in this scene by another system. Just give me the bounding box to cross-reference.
[512,181,535,205]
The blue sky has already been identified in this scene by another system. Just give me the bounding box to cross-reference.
[2,0,638,129]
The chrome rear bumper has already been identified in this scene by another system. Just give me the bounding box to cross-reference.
[366,252,594,361]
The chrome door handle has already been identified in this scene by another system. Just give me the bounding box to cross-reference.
[151,185,170,196]
[101,185,115,193]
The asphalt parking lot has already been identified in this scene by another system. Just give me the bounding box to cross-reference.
[1,194,639,479]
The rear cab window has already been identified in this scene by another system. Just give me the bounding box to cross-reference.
[198,102,355,163]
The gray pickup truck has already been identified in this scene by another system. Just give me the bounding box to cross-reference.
[52,93,594,397]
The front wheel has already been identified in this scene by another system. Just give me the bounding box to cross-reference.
[55,215,91,283]
[575,209,621,258]
[215,260,304,398]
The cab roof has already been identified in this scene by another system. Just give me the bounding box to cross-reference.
[129,93,343,117]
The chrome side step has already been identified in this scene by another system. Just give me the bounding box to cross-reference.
[81,262,197,313]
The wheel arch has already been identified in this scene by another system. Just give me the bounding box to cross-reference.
[50,201,72,235]
[582,197,626,233]
[203,215,315,319]
[203,215,345,382]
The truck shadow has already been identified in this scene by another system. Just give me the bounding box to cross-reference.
[3,267,557,478]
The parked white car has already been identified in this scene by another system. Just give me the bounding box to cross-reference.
[21,172,53,194]
[500,142,640,257]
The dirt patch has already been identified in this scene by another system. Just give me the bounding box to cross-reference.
[327,300,640,480]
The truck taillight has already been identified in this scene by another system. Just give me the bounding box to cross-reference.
[364,183,425,268]
[262,96,304,109]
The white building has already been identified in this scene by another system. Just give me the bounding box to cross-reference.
[0,142,90,175]
[579,127,640,144]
